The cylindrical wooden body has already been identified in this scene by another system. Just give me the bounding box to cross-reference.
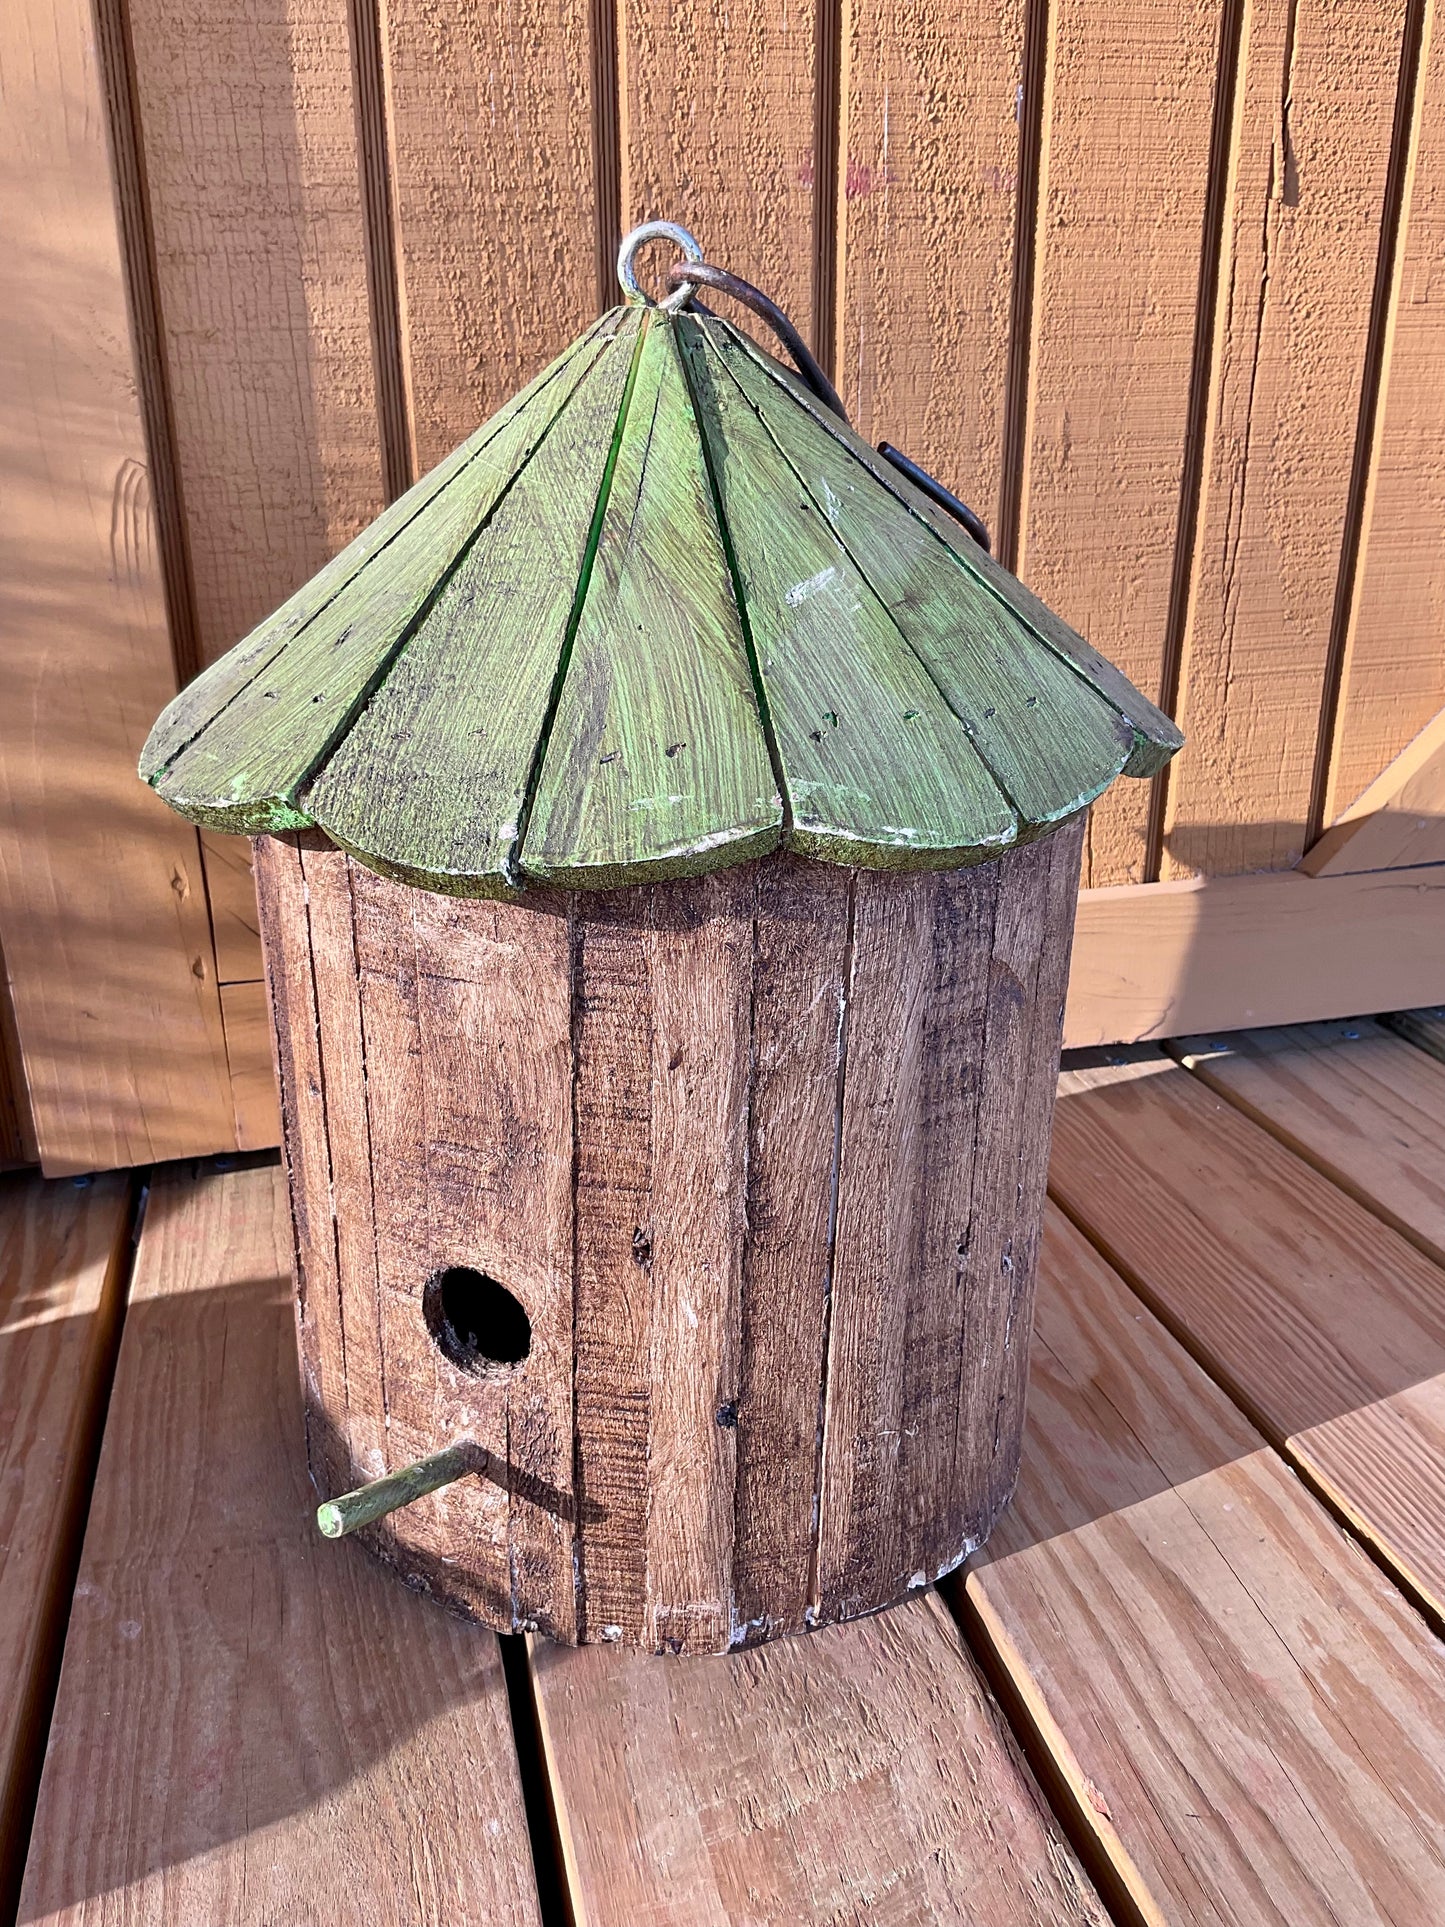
[254,816,1084,1653]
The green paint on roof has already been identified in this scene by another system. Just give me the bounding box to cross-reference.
[140,306,1182,896]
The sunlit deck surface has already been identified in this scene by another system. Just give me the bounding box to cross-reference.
[4,1014,1445,1925]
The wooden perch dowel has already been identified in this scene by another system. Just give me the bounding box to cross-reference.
[316,1444,472,1539]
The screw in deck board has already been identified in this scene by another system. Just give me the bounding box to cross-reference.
[316,1443,473,1538]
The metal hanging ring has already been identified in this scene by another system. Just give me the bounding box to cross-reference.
[665,261,849,422]
[617,221,704,314]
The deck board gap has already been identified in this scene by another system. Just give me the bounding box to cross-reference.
[0,1170,142,1925]
[1166,1027,1445,1274]
[945,1580,1161,1927]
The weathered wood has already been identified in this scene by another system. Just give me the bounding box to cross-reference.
[818,817,1082,1620]
[1050,1047,1445,1620]
[963,1203,1445,1926]
[708,327,1138,829]
[527,319,780,886]
[730,857,851,1640]
[18,1161,541,1927]
[0,0,237,1174]
[0,1173,130,1912]
[1064,860,1445,1046]
[144,325,618,833]
[146,306,1176,892]
[1175,1018,1445,1269]
[1163,0,1406,877]
[257,827,1082,1647]
[530,1590,1109,1925]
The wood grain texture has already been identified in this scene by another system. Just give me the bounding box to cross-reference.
[963,1204,1445,1927]
[0,1173,129,1910]
[1163,0,1406,878]
[527,320,780,886]
[1304,702,1445,874]
[149,304,1175,889]
[617,0,817,338]
[730,857,851,1641]
[258,833,1080,1647]
[708,326,1137,831]
[530,1589,1108,1927]
[147,324,620,840]
[836,0,1022,529]
[18,1160,541,1927]
[1016,0,1221,886]
[198,831,262,983]
[124,0,386,669]
[1176,1018,1445,1269]
[382,0,599,472]
[1063,861,1445,1047]
[218,980,281,1151]
[1325,0,1445,820]
[0,0,237,1174]
[818,819,1082,1621]
[1050,1048,1445,1621]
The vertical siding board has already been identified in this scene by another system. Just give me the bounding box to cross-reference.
[1163,0,1407,879]
[1016,0,1221,887]
[837,0,1025,529]
[1323,0,1445,824]
[617,0,819,334]
[380,0,600,473]
[125,0,386,668]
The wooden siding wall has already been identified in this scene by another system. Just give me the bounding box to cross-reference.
[2,0,1443,1169]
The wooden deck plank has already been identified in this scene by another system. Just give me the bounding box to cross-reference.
[961,1205,1445,1927]
[1049,1047,1445,1621]
[0,1173,129,1912]
[19,1161,541,1927]
[1175,1018,1445,1267]
[530,1589,1108,1926]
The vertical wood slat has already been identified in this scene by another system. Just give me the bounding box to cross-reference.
[1014,0,1222,887]
[1162,0,1408,880]
[1321,0,1445,824]
[816,819,1082,1622]
[0,0,237,1175]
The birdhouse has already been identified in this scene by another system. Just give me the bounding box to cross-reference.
[141,245,1180,1654]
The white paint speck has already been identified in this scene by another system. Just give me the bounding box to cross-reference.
[785,566,837,607]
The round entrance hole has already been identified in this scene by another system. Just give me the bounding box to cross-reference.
[423,1266,532,1374]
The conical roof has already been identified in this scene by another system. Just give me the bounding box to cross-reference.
[141,305,1182,896]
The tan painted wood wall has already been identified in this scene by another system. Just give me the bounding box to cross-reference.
[3,0,1442,1170]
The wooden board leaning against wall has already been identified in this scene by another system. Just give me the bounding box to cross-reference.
[3,0,1442,1168]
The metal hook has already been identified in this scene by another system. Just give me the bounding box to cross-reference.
[617,220,705,314]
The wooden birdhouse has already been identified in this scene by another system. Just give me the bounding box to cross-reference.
[141,244,1181,1654]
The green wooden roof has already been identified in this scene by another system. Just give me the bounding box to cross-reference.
[140,305,1182,896]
